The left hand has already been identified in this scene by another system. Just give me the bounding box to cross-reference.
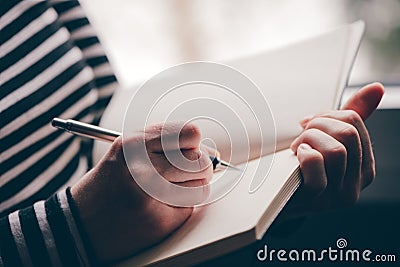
[281,82,384,219]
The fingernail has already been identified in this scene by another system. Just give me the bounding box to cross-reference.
[299,115,313,128]
[298,143,312,152]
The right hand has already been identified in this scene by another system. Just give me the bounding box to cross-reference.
[71,122,215,264]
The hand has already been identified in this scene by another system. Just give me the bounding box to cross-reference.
[282,83,384,219]
[71,122,215,264]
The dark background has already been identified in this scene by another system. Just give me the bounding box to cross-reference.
[199,106,400,266]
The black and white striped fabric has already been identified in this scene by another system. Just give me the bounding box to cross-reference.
[1,0,118,265]
[0,188,96,266]
[0,0,117,214]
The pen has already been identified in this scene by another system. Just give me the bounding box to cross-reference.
[51,118,241,171]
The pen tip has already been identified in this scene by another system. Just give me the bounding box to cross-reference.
[219,160,243,172]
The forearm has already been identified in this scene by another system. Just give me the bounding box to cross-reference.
[0,188,95,267]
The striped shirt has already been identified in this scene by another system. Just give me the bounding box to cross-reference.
[1,0,118,265]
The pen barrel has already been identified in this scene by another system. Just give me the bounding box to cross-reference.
[52,118,239,171]
[65,120,121,143]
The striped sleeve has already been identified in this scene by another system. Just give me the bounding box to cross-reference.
[1,0,120,213]
[48,0,120,168]
[0,0,96,214]
[0,188,96,267]
[49,0,118,124]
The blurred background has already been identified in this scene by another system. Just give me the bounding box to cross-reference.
[79,0,400,87]
[80,0,399,265]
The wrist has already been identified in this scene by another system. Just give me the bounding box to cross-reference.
[68,186,101,265]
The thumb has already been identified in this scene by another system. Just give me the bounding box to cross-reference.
[341,82,385,120]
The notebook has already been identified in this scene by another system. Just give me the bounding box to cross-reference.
[93,21,365,266]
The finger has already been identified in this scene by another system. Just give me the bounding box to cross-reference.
[291,128,347,191]
[200,144,221,159]
[296,143,328,200]
[308,110,375,189]
[303,117,362,204]
[151,149,213,183]
[144,122,201,152]
[341,82,385,120]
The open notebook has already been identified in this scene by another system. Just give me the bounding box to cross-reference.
[93,21,365,266]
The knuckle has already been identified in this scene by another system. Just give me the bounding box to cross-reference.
[340,124,359,141]
[344,110,362,125]
[326,144,347,162]
[339,125,361,149]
